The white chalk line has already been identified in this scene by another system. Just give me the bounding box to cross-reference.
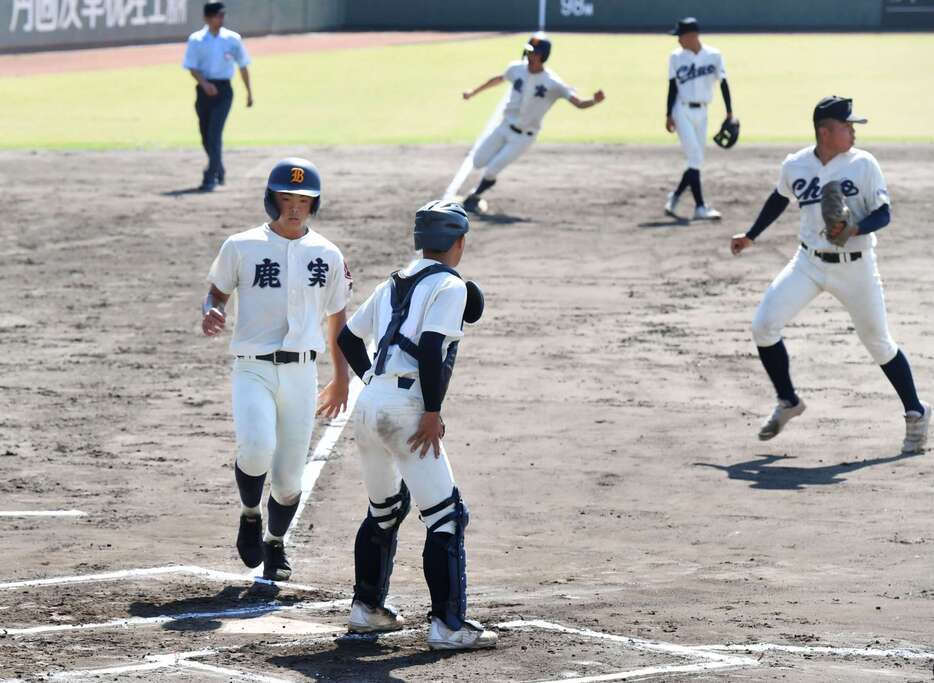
[0,509,86,518]
[696,641,934,662]
[0,564,318,593]
[442,89,509,201]
[3,597,350,637]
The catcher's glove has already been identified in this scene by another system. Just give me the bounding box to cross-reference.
[820,180,858,247]
[713,117,740,149]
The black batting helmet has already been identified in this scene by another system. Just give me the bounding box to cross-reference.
[413,200,469,252]
[523,34,551,62]
[264,157,322,220]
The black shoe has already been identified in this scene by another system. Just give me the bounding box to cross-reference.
[198,182,216,192]
[262,540,291,581]
[216,172,225,186]
[237,515,264,568]
[462,194,479,212]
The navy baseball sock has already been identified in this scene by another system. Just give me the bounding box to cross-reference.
[880,349,924,415]
[674,169,692,198]
[757,341,799,406]
[687,169,705,207]
[235,464,265,514]
[473,178,496,196]
[267,496,299,539]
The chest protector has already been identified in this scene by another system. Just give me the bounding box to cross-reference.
[372,265,463,399]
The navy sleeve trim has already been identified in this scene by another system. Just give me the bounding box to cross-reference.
[666,79,677,117]
[746,191,790,241]
[858,203,890,235]
[418,332,445,413]
[720,79,732,115]
[337,326,371,380]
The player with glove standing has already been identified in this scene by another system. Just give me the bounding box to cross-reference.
[730,96,930,453]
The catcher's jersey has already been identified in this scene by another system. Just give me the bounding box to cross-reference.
[668,45,725,104]
[501,61,575,133]
[207,224,352,356]
[347,259,467,385]
[775,146,889,252]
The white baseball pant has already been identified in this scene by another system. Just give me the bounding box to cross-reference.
[673,102,707,170]
[353,376,457,534]
[231,358,318,505]
[752,246,898,365]
[472,121,537,180]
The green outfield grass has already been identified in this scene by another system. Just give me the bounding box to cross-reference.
[1,32,931,150]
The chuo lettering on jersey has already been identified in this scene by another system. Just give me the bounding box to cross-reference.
[676,63,717,84]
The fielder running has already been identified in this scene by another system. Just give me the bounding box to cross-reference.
[336,200,496,650]
[460,34,605,212]
[731,96,930,453]
[664,17,736,220]
[202,157,352,581]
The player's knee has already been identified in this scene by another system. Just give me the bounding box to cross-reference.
[751,313,780,347]
[421,488,468,536]
[863,335,898,366]
[235,435,275,477]
[368,482,411,532]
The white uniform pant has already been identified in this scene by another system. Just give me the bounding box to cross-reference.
[472,120,537,180]
[673,102,707,170]
[231,358,318,505]
[353,376,457,534]
[752,246,898,365]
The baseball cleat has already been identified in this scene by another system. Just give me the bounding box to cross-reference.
[261,540,292,581]
[693,204,722,220]
[758,398,806,441]
[236,514,264,568]
[347,601,406,633]
[427,617,498,650]
[664,192,680,217]
[902,401,931,454]
[462,194,488,215]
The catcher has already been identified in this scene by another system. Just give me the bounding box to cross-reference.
[730,95,930,453]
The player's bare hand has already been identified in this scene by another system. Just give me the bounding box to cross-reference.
[594,90,606,103]
[462,91,472,101]
[316,378,349,419]
[202,308,226,336]
[201,82,218,97]
[731,233,753,256]
[665,117,676,133]
[408,412,445,458]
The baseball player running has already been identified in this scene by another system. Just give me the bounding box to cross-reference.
[731,96,930,453]
[664,17,735,220]
[460,34,605,212]
[201,157,352,581]
[336,200,496,650]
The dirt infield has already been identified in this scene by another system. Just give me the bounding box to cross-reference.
[1,143,933,681]
[0,31,501,78]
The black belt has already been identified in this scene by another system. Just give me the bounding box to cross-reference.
[800,242,861,264]
[208,78,231,84]
[238,350,316,364]
[687,102,704,108]
[509,124,534,137]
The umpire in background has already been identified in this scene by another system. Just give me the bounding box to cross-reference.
[183,2,253,192]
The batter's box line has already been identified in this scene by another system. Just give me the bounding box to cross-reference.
[498,620,758,682]
[691,640,934,662]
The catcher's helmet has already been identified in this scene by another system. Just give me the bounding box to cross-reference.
[413,200,469,252]
[523,34,551,63]
[264,157,322,220]
[713,118,740,149]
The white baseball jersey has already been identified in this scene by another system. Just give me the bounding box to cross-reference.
[775,146,890,252]
[668,45,725,104]
[346,259,467,385]
[501,61,575,133]
[208,224,352,356]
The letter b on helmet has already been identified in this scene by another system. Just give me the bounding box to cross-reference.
[264,157,322,220]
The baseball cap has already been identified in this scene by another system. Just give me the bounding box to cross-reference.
[523,34,551,57]
[812,96,868,125]
[203,2,225,16]
[670,17,700,35]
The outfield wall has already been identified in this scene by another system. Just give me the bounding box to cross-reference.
[1,0,931,54]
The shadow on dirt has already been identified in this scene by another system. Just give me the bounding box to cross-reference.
[637,218,691,228]
[127,582,299,632]
[268,634,458,683]
[693,451,922,490]
[161,187,212,196]
[472,212,529,225]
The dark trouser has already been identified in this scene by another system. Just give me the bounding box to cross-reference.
[195,80,233,185]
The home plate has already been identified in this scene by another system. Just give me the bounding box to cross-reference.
[218,614,343,636]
